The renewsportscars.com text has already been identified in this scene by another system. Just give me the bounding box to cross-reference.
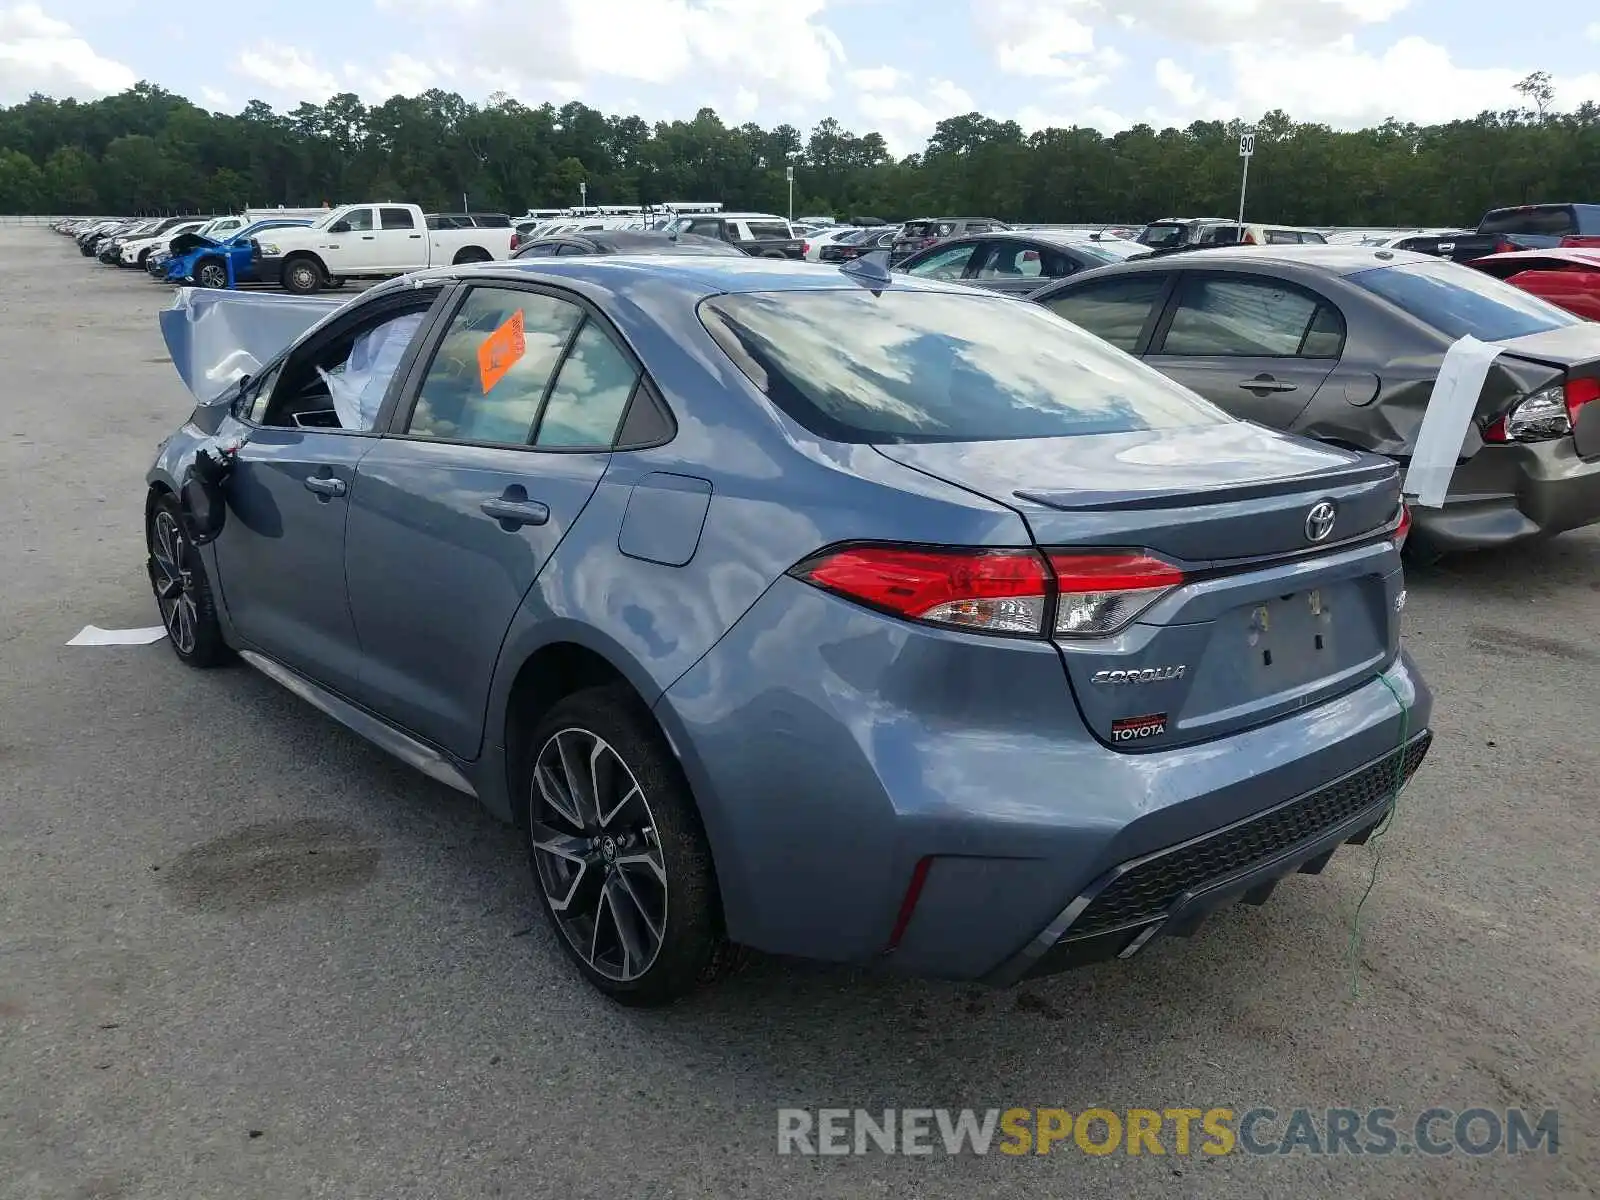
[777,1106,1559,1157]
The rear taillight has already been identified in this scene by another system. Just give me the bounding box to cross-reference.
[1240,232,1256,244]
[510,232,521,251]
[1047,552,1186,637]
[794,545,1049,635]
[1484,377,1599,442]
[801,241,810,255]
[1393,503,1411,551]
[791,544,1187,638]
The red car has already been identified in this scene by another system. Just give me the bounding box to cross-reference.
[1468,247,1600,320]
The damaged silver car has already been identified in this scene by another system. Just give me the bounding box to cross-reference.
[1030,246,1600,558]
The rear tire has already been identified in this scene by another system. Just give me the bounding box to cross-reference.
[520,685,734,1006]
[452,247,492,265]
[146,493,232,668]
[281,256,323,295]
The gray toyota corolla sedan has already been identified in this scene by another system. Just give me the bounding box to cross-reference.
[1029,245,1600,558]
[147,254,1433,1005]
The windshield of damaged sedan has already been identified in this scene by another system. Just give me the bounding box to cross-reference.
[698,289,1229,443]
[1350,259,1583,342]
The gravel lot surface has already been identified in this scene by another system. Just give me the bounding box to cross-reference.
[1,225,1595,1199]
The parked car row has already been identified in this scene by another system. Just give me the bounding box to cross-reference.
[56,204,517,294]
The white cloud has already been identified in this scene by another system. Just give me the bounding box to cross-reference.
[352,53,453,99]
[199,86,230,110]
[370,0,844,106]
[980,0,1414,57]
[0,3,136,104]
[858,78,977,155]
[1154,58,1202,108]
[236,42,339,99]
[849,65,906,92]
[731,87,760,119]
[1219,37,1600,127]
[1016,103,1129,134]
[1586,21,1600,41]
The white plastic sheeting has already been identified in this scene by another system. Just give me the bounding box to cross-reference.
[1403,334,1505,508]
[316,311,426,431]
[160,287,347,404]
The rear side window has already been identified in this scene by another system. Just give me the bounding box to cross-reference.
[1265,229,1301,244]
[1159,276,1340,358]
[1350,260,1583,341]
[1478,206,1576,237]
[381,207,417,230]
[1043,275,1168,352]
[699,290,1226,444]
[1138,223,1186,248]
[746,222,792,239]
[535,321,640,448]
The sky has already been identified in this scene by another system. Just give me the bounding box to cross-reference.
[5,0,1600,155]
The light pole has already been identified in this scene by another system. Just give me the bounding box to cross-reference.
[579,180,587,213]
[1236,127,1255,232]
[785,163,794,223]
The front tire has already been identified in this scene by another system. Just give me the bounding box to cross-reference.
[521,685,732,1006]
[281,256,323,295]
[195,259,228,289]
[146,493,231,667]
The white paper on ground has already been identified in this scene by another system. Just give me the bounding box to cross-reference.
[1404,333,1504,509]
[66,625,169,646]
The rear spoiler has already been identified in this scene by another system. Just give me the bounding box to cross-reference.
[160,287,346,404]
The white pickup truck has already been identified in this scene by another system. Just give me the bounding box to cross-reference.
[252,202,514,294]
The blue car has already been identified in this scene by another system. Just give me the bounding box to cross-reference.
[159,219,313,287]
[145,255,1432,1004]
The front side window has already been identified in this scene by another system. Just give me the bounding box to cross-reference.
[905,242,978,280]
[1043,275,1168,353]
[340,208,375,232]
[406,288,584,445]
[700,289,1226,444]
[263,301,437,431]
[1159,276,1331,357]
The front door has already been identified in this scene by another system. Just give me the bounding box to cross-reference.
[345,283,643,758]
[1142,271,1344,428]
[323,206,384,273]
[210,289,447,698]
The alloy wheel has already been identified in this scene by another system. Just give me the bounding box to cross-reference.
[529,728,668,982]
[149,509,198,654]
[197,262,227,288]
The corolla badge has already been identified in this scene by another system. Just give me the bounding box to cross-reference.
[1304,500,1338,543]
[1092,666,1186,685]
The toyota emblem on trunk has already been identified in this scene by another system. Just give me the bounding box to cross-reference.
[1305,501,1337,542]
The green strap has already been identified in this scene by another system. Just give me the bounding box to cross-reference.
[1346,670,1411,999]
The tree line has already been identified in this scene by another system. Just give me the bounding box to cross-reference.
[2,79,1597,226]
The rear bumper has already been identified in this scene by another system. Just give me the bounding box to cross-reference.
[656,577,1433,982]
[989,730,1431,982]
[1415,438,1600,550]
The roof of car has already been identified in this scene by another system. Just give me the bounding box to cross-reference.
[1085,244,1441,276]
[407,253,988,300]
[523,229,740,254]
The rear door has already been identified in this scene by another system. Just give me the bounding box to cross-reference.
[376,205,425,271]
[1142,270,1344,427]
[344,282,642,757]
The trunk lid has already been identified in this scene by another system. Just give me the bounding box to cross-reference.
[875,423,1405,750]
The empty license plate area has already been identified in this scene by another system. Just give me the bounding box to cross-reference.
[1182,580,1387,722]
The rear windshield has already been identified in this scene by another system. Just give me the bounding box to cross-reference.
[1478,206,1576,237]
[1350,260,1583,341]
[1137,223,1186,248]
[699,290,1228,444]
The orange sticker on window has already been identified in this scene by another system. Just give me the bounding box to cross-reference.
[477,308,526,394]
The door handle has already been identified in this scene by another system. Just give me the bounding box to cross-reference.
[481,497,550,528]
[361,235,376,240]
[1239,374,1298,393]
[408,234,422,239]
[304,475,347,498]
